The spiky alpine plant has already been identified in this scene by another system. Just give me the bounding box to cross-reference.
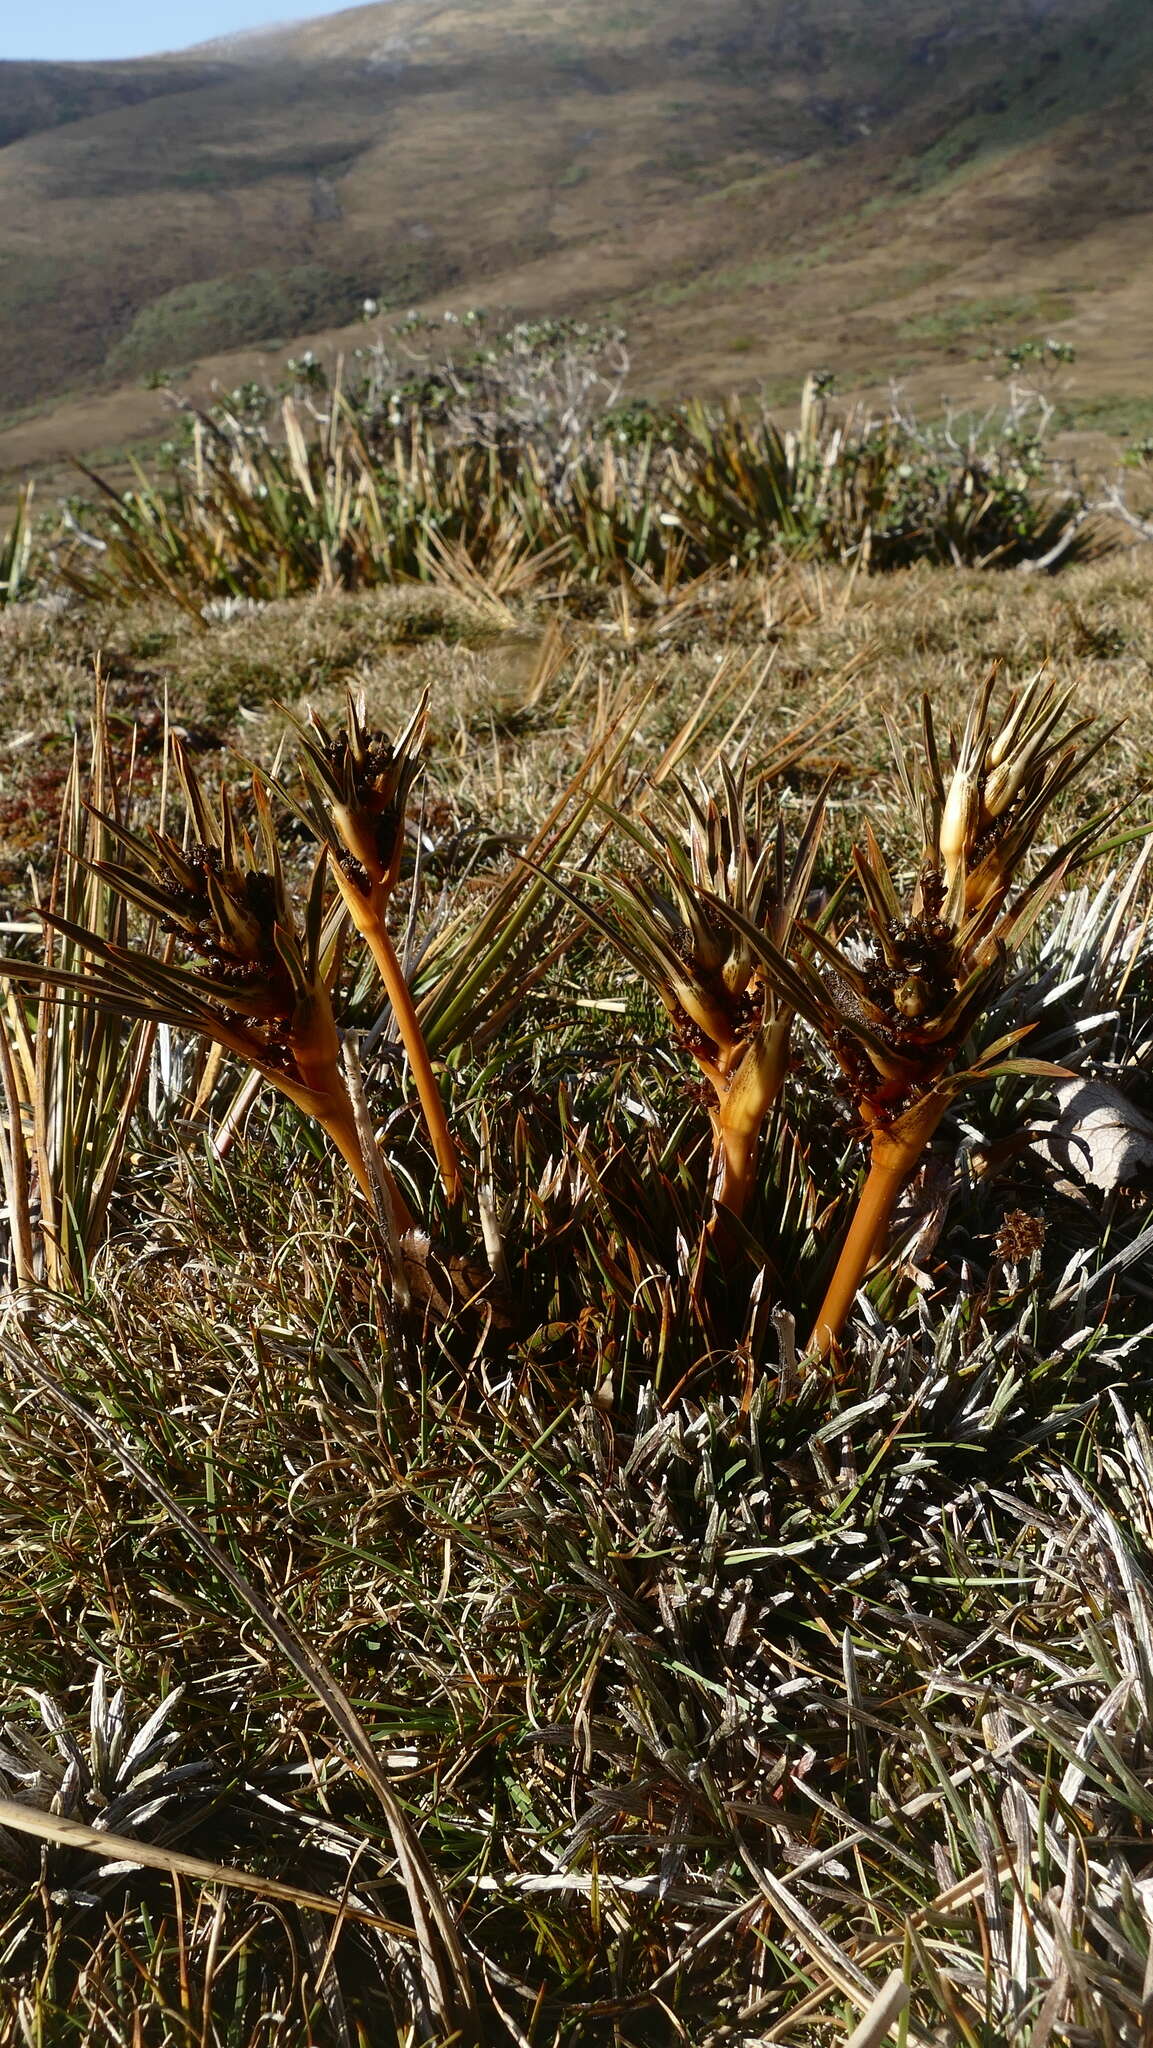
[710,668,1115,1358]
[2,741,413,1239]
[569,761,831,1240]
[0,1670,198,1887]
[279,689,463,1207]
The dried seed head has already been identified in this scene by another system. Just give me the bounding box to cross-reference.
[994,1208,1048,1263]
[298,691,428,901]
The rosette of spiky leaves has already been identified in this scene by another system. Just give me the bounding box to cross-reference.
[901,665,1112,927]
[287,689,427,902]
[281,689,461,1206]
[0,1670,192,1855]
[2,745,408,1226]
[711,673,1113,1356]
[0,1671,215,1894]
[572,763,830,1227]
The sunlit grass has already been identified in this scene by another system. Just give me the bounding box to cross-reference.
[0,547,1151,2043]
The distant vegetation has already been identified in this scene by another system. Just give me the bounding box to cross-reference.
[105,265,376,381]
[22,317,1099,615]
[0,0,1150,454]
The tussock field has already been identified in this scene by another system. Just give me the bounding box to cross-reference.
[1,549,1153,2045]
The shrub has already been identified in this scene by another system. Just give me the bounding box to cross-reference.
[103,264,373,381]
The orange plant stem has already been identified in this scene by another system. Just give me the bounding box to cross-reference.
[356,909,463,1207]
[708,1017,792,1229]
[713,1119,763,1223]
[706,1119,786,1294]
[807,1090,950,1361]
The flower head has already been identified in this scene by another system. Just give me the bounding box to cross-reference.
[4,745,397,1215]
[286,690,428,905]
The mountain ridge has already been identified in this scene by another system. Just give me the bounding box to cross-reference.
[2,0,1152,484]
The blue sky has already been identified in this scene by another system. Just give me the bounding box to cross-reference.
[2,2,356,63]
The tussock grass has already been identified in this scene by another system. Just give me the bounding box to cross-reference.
[0,555,1152,2042]
[52,370,1093,616]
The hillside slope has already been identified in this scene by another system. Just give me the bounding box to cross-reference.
[1,0,1152,476]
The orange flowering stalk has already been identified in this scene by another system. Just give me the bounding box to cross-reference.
[574,763,830,1229]
[282,691,462,1206]
[713,669,1112,1357]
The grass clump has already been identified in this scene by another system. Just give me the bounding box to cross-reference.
[0,552,1151,2043]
